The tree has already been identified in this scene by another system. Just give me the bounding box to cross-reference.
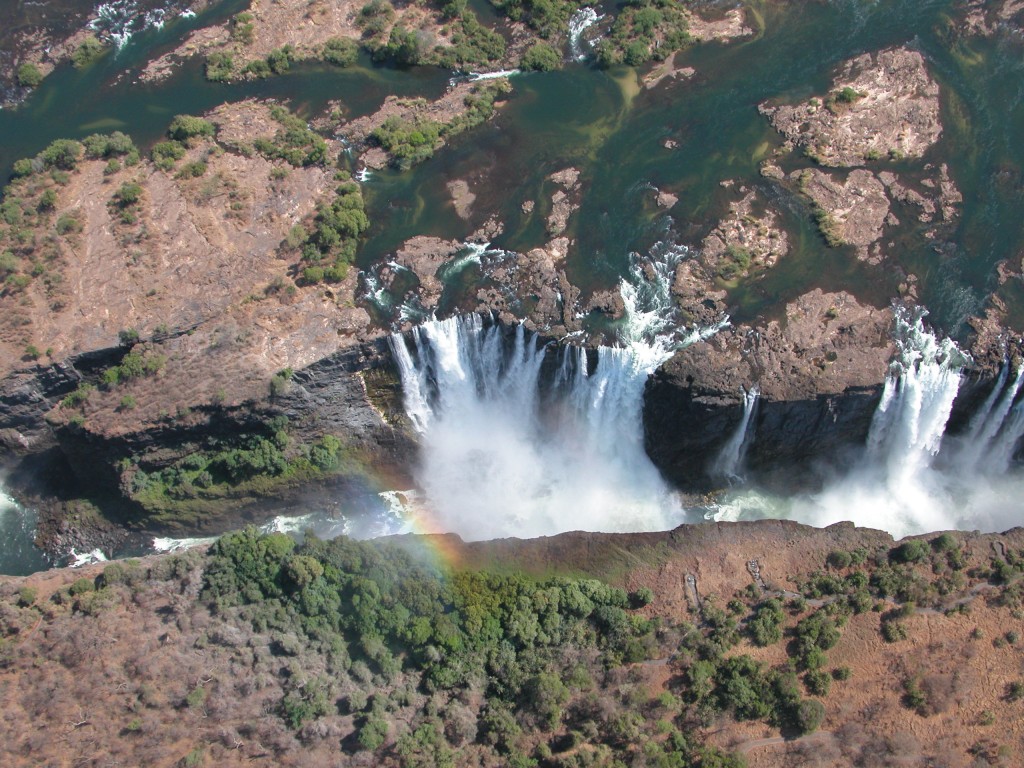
[520,42,561,71]
[891,540,929,564]
[795,699,825,734]
[72,36,105,68]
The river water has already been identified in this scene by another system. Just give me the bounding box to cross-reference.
[2,0,1024,572]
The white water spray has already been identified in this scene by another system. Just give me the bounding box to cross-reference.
[710,307,1024,537]
[712,386,759,482]
[568,8,603,61]
[391,245,724,540]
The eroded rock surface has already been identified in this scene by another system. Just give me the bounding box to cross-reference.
[545,167,582,237]
[797,168,890,262]
[672,189,789,324]
[761,47,942,167]
[645,289,894,488]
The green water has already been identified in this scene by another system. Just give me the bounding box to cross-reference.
[354,0,1024,333]
[3,0,1023,334]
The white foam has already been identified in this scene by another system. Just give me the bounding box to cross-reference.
[390,244,726,540]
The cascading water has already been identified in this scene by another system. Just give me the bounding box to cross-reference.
[390,244,721,540]
[568,8,603,61]
[950,364,1024,475]
[712,387,759,482]
[710,307,1024,537]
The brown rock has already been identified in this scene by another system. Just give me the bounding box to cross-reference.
[447,179,475,220]
[761,47,942,167]
[796,168,890,262]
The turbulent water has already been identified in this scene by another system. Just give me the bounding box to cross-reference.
[389,245,718,540]
[0,484,50,575]
[710,308,1024,538]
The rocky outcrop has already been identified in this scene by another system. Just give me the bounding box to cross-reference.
[644,289,894,488]
[760,47,942,167]
[797,168,890,262]
[964,0,1024,37]
[477,239,582,336]
[672,188,788,324]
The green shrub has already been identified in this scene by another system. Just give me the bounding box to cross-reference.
[435,12,506,68]
[113,183,143,207]
[795,699,825,734]
[826,550,853,570]
[836,86,861,104]
[167,115,215,142]
[881,620,908,642]
[205,52,234,81]
[322,37,359,67]
[82,132,137,159]
[267,45,294,75]
[357,0,396,37]
[176,161,208,179]
[231,12,255,44]
[39,139,84,171]
[253,106,327,167]
[69,577,95,596]
[152,140,187,170]
[804,669,831,696]
[520,42,561,71]
[891,540,929,564]
[0,251,18,274]
[16,62,44,88]
[72,36,106,68]
[243,59,272,78]
[357,714,388,751]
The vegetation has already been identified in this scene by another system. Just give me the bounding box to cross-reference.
[72,36,106,68]
[100,346,166,386]
[717,245,753,281]
[434,12,506,69]
[167,115,216,142]
[16,62,43,88]
[595,0,691,68]
[520,42,562,71]
[82,132,139,165]
[370,80,511,170]
[253,106,328,167]
[194,528,752,763]
[489,0,582,39]
[231,12,255,45]
[204,51,234,82]
[294,181,368,284]
[127,419,350,518]
[323,37,359,67]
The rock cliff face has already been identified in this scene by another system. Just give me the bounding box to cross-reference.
[644,289,895,489]
[0,336,417,539]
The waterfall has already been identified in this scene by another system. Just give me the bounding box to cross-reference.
[951,365,1024,474]
[864,307,968,483]
[390,245,724,540]
[568,8,603,61]
[712,387,759,482]
[783,307,1024,537]
[708,306,1024,537]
